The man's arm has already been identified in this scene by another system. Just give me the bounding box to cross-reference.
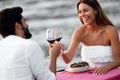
[49,42,61,74]
[27,42,60,80]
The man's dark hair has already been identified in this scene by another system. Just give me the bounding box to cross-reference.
[0,7,23,38]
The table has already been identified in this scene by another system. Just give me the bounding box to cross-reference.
[57,68,120,80]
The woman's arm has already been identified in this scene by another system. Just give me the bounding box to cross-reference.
[62,27,83,64]
[95,26,120,75]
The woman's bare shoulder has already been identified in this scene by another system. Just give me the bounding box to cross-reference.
[74,25,86,33]
[105,25,118,33]
[72,25,86,40]
[105,25,118,37]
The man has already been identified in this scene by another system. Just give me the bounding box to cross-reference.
[0,7,61,80]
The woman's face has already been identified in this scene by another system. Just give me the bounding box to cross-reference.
[78,3,97,25]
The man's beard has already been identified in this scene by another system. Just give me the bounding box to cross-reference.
[21,26,32,39]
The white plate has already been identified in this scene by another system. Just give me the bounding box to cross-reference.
[65,66,90,72]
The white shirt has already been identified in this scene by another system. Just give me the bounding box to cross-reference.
[0,35,55,80]
[81,45,114,68]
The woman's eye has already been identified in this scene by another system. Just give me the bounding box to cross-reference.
[84,9,88,12]
[78,9,88,14]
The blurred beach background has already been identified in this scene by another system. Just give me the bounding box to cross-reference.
[0,0,120,70]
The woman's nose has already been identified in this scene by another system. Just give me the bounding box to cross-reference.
[79,12,85,17]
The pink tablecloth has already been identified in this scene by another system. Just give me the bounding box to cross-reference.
[57,68,120,80]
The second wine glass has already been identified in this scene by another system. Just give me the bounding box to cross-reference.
[54,27,63,42]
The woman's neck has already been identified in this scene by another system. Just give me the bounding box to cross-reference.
[86,24,102,33]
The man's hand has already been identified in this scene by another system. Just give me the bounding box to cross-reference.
[49,42,62,58]
[49,42,63,75]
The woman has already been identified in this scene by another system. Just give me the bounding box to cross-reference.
[61,0,120,75]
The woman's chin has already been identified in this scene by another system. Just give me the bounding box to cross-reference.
[84,23,89,25]
[83,22,92,25]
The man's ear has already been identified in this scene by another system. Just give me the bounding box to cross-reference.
[15,22,21,31]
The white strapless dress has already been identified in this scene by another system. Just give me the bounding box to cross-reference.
[81,46,114,68]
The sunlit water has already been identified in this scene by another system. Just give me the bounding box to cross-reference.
[0,0,120,70]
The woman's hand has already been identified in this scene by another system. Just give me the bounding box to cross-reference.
[94,66,109,75]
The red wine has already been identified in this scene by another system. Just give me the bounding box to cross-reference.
[47,39,55,44]
[56,37,62,42]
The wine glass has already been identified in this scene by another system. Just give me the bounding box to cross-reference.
[54,27,63,42]
[46,28,55,44]
[54,27,63,54]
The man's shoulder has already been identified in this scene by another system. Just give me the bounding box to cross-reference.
[8,35,38,46]
[20,38,38,46]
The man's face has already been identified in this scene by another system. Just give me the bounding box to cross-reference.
[20,17,32,39]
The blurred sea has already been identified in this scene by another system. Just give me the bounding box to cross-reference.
[0,0,120,70]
